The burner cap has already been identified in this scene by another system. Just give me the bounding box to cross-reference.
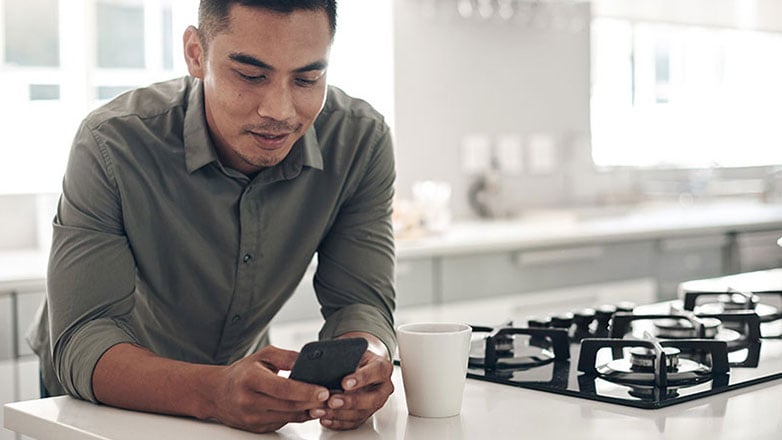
[550,313,575,328]
[527,316,551,328]
[572,308,596,324]
[629,346,680,370]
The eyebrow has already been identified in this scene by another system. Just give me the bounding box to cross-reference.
[228,52,328,73]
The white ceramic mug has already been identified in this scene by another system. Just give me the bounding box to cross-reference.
[396,322,472,418]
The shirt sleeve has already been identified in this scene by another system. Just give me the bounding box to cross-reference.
[47,121,139,402]
[315,123,397,356]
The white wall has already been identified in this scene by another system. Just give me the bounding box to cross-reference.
[392,0,600,218]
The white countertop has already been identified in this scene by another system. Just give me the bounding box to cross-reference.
[396,200,782,258]
[4,367,781,440]
[5,275,782,440]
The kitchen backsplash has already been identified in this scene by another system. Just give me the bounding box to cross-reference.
[392,0,612,219]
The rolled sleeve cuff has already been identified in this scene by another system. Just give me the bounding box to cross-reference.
[55,319,137,403]
[319,303,396,358]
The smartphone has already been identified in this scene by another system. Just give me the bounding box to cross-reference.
[289,338,368,391]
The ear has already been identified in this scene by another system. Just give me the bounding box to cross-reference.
[183,26,206,79]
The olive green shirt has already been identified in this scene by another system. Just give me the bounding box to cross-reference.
[30,76,396,401]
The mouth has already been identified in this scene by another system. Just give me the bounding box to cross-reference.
[248,131,291,150]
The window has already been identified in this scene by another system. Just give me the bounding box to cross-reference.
[0,0,197,194]
[591,18,782,168]
[3,0,59,66]
[96,1,146,68]
[0,0,392,195]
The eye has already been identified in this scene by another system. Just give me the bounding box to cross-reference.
[236,71,266,82]
[295,77,319,87]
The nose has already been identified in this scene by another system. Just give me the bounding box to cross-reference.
[256,81,296,122]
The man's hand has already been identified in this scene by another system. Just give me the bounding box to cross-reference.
[207,345,330,433]
[93,343,330,434]
[311,333,395,430]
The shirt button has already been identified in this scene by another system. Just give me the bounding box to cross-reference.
[231,314,241,324]
[242,253,253,263]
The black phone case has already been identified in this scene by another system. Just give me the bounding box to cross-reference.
[289,338,368,391]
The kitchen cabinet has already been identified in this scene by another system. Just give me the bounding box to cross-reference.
[273,257,437,323]
[0,293,12,361]
[734,229,782,273]
[656,234,729,300]
[0,281,45,361]
[0,282,41,440]
[439,241,656,302]
[394,257,436,306]
[15,291,43,358]
[0,361,15,440]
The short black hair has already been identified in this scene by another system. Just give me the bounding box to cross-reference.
[198,0,337,45]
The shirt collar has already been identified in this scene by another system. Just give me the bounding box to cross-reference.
[299,124,324,171]
[183,77,324,174]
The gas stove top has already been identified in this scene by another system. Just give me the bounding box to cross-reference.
[466,270,782,409]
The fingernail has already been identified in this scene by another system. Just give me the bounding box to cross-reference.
[318,391,329,401]
[321,419,333,426]
[345,378,357,389]
[331,398,344,408]
[311,409,326,418]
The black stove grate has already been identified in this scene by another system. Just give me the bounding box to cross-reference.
[465,299,782,409]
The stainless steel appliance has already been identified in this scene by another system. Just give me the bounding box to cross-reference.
[466,270,782,409]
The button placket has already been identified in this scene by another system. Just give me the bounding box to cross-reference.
[215,184,261,362]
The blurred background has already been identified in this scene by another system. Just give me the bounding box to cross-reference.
[2,1,782,438]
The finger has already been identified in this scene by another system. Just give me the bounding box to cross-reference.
[320,414,370,431]
[342,354,393,391]
[328,380,393,411]
[322,408,369,422]
[243,366,329,403]
[242,391,328,412]
[251,345,300,371]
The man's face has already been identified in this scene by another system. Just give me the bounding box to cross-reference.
[184,6,331,174]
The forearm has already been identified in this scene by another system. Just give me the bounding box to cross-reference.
[92,343,220,420]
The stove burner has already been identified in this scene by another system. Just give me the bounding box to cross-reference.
[468,325,570,370]
[572,308,596,341]
[682,289,782,323]
[527,316,552,328]
[653,317,722,339]
[610,311,761,354]
[550,313,575,331]
[578,338,730,387]
[629,346,680,370]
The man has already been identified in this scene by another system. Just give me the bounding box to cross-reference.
[29,0,396,433]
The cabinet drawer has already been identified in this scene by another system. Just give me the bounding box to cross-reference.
[16,291,44,357]
[736,229,782,272]
[440,241,656,301]
[395,257,435,307]
[658,235,728,278]
[656,235,729,299]
[0,293,12,361]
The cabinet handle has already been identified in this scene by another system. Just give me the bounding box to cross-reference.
[514,246,605,266]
